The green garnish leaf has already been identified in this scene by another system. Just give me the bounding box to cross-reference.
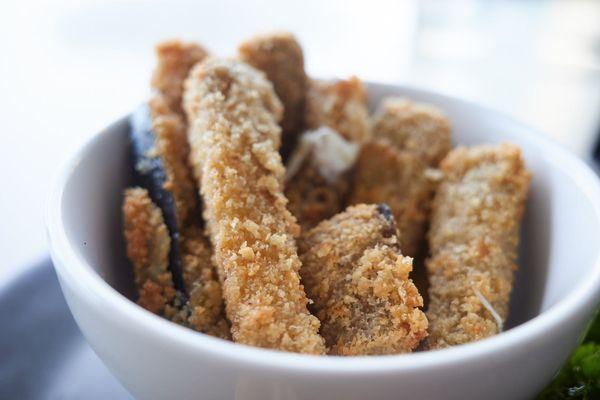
[538,312,600,399]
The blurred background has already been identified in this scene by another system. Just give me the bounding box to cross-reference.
[0,0,599,283]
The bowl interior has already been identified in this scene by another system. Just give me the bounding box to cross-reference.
[59,83,600,336]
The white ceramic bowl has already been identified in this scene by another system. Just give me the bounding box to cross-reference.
[46,82,600,400]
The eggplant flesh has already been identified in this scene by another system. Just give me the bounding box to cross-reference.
[129,103,186,293]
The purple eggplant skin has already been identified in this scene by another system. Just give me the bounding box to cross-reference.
[128,103,186,294]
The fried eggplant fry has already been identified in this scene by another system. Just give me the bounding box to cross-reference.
[285,77,367,230]
[151,40,208,116]
[284,127,359,230]
[123,188,176,315]
[349,97,452,301]
[371,97,452,166]
[305,77,370,143]
[179,226,230,339]
[299,204,428,355]
[128,41,230,338]
[239,31,307,157]
[184,58,325,354]
[149,111,199,229]
[349,140,438,258]
[349,98,451,256]
[426,143,531,349]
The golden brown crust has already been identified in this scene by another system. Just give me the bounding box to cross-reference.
[351,98,451,301]
[186,282,231,339]
[181,226,231,339]
[284,128,358,230]
[184,58,325,354]
[349,140,437,257]
[371,97,452,166]
[299,204,428,355]
[148,39,207,231]
[151,40,208,116]
[350,98,451,259]
[185,57,284,185]
[122,188,176,314]
[285,76,368,230]
[145,43,229,338]
[305,77,370,142]
[152,112,199,229]
[180,227,213,287]
[239,32,307,135]
[425,143,531,349]
[285,160,350,231]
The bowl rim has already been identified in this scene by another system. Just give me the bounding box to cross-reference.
[46,81,600,374]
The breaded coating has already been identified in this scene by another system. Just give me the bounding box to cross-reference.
[349,98,451,258]
[146,43,229,338]
[183,58,326,354]
[299,204,428,355]
[180,226,230,339]
[285,77,367,230]
[371,97,452,166]
[351,99,450,301]
[147,41,207,230]
[180,227,213,287]
[149,111,199,229]
[285,127,358,230]
[426,143,531,349]
[305,77,370,142]
[151,40,208,115]
[123,188,176,314]
[285,162,349,231]
[349,140,438,257]
[239,32,307,136]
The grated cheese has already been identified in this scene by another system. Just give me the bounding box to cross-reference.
[285,126,359,183]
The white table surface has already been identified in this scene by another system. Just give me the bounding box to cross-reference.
[0,0,599,283]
